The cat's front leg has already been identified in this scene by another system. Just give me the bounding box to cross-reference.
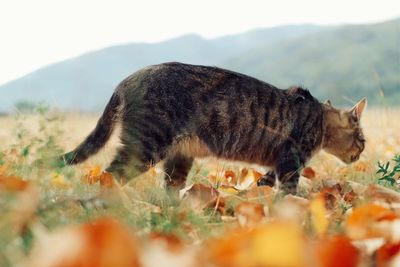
[275,146,304,195]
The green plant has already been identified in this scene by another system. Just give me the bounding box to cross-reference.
[377,154,400,186]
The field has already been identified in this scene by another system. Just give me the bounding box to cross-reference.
[1,108,400,267]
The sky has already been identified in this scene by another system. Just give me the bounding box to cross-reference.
[0,0,399,86]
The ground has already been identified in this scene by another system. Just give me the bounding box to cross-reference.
[0,108,400,267]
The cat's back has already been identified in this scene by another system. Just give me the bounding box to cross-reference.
[117,62,279,96]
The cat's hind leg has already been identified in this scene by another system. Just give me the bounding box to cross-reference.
[164,153,194,191]
[106,131,170,185]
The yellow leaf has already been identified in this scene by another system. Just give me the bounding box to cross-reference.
[204,222,307,267]
[310,195,329,236]
[218,185,240,196]
[51,173,70,188]
[251,222,307,267]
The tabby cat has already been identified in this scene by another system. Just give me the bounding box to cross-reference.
[62,62,366,194]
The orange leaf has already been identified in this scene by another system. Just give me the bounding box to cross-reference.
[376,242,400,267]
[0,175,29,192]
[302,167,316,179]
[346,203,398,240]
[99,172,115,189]
[82,165,102,184]
[314,235,360,267]
[28,218,140,267]
[224,170,237,184]
[347,204,397,225]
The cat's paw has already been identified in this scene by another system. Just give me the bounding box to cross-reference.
[257,173,275,187]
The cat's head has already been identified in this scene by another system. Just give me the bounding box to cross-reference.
[322,98,367,164]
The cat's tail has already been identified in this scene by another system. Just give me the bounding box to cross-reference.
[61,92,123,165]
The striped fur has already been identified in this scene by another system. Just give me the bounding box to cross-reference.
[62,62,366,194]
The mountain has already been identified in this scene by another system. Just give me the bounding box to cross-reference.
[223,18,400,106]
[0,19,398,112]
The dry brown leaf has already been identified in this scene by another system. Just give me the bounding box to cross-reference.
[241,185,274,203]
[364,184,400,204]
[274,195,310,223]
[235,201,266,228]
[182,183,219,211]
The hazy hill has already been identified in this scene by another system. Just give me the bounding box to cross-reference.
[0,19,398,112]
[224,18,400,106]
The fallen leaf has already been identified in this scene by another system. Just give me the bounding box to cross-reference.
[82,165,102,184]
[302,167,316,179]
[314,235,360,267]
[27,218,141,267]
[310,194,330,236]
[274,195,310,223]
[217,184,240,196]
[241,185,275,204]
[148,232,184,253]
[142,231,197,267]
[0,175,39,233]
[224,170,237,185]
[235,169,262,191]
[235,201,266,227]
[204,222,307,267]
[50,173,71,189]
[376,242,400,267]
[365,184,400,204]
[346,203,399,240]
[251,222,307,267]
[182,183,219,211]
[99,171,115,189]
[0,174,29,192]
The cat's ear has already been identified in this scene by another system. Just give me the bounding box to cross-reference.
[324,99,332,106]
[349,98,367,120]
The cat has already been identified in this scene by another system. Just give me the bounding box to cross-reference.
[62,62,366,194]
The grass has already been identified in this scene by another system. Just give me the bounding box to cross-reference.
[0,107,399,266]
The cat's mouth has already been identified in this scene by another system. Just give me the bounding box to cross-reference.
[350,154,360,163]
[340,154,360,164]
